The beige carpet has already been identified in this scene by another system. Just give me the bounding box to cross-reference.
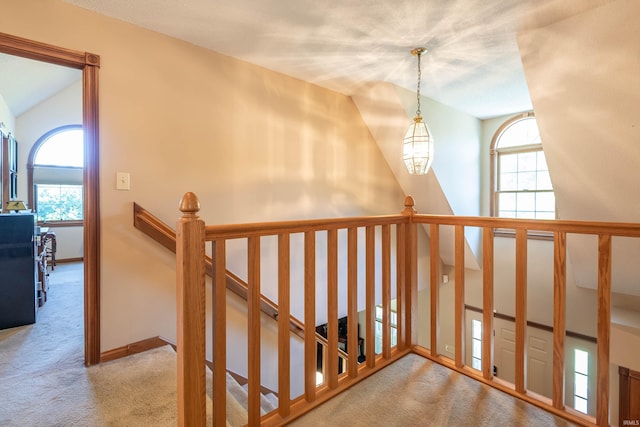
[291,354,577,427]
[0,263,185,426]
[0,262,579,426]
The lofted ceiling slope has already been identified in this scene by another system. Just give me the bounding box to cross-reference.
[60,0,614,120]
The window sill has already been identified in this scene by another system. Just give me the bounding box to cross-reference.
[38,220,84,228]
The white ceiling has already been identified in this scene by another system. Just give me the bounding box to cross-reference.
[0,53,81,117]
[0,0,614,119]
[59,0,613,119]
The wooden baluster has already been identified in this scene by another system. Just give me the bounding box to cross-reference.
[430,224,440,357]
[382,224,391,359]
[552,231,566,409]
[403,196,418,349]
[396,223,406,350]
[365,225,376,368]
[515,229,528,394]
[212,239,227,426]
[454,225,465,369]
[482,227,494,380]
[347,227,358,377]
[597,234,611,427]
[176,192,206,427]
[304,231,316,401]
[247,236,261,425]
[278,233,291,417]
[327,229,339,389]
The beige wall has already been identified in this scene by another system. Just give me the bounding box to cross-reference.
[1,0,405,353]
[0,93,14,133]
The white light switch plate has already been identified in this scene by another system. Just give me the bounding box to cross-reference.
[116,172,130,190]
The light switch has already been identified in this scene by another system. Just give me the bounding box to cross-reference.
[116,172,130,190]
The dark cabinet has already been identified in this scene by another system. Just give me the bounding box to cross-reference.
[0,213,37,329]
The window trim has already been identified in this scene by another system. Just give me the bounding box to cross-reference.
[27,124,84,225]
[490,112,554,240]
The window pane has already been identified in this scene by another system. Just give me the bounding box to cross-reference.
[517,192,535,211]
[518,152,537,172]
[391,327,397,346]
[472,339,481,359]
[575,349,589,375]
[574,396,587,414]
[500,172,518,191]
[36,184,83,221]
[536,192,555,213]
[499,210,516,218]
[536,151,549,171]
[575,372,588,399]
[517,172,537,191]
[536,170,553,190]
[500,153,518,173]
[498,193,516,211]
[472,319,482,340]
[472,358,481,370]
[375,306,382,320]
[35,128,83,167]
[497,117,541,148]
[535,211,556,220]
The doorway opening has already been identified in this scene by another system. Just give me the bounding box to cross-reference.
[0,32,100,365]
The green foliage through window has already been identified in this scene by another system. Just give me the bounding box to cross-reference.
[36,184,83,221]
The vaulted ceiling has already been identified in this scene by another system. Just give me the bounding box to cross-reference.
[59,0,614,119]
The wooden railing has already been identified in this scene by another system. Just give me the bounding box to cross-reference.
[133,202,349,382]
[175,192,640,426]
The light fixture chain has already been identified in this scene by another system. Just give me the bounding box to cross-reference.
[416,51,422,117]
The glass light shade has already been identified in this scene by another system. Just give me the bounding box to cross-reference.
[403,116,434,175]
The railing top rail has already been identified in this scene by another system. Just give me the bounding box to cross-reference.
[413,214,640,237]
[204,214,409,240]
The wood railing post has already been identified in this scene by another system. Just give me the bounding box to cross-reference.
[454,225,465,369]
[430,223,440,357]
[402,196,418,349]
[278,233,291,417]
[482,227,494,380]
[552,231,566,409]
[597,234,611,427]
[176,192,206,427]
[347,227,359,377]
[382,224,391,359]
[515,228,528,394]
[365,225,376,368]
[304,231,316,401]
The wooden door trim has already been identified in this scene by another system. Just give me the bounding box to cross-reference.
[0,32,101,366]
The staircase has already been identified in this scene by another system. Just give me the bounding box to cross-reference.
[223,371,278,426]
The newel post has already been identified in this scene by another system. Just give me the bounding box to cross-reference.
[401,196,418,348]
[176,192,206,427]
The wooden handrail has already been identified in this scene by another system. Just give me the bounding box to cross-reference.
[133,203,305,338]
[172,192,634,426]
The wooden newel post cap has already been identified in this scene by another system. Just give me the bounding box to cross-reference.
[403,195,416,215]
[179,192,201,215]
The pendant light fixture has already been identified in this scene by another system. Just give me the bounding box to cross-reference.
[403,47,434,175]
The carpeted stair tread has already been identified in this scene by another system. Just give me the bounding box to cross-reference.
[264,392,279,409]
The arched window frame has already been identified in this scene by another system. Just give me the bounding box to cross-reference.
[490,112,555,238]
[27,124,84,226]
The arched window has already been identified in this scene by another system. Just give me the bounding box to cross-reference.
[28,125,83,224]
[490,113,555,219]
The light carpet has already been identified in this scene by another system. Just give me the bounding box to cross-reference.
[291,353,576,426]
[0,263,185,426]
